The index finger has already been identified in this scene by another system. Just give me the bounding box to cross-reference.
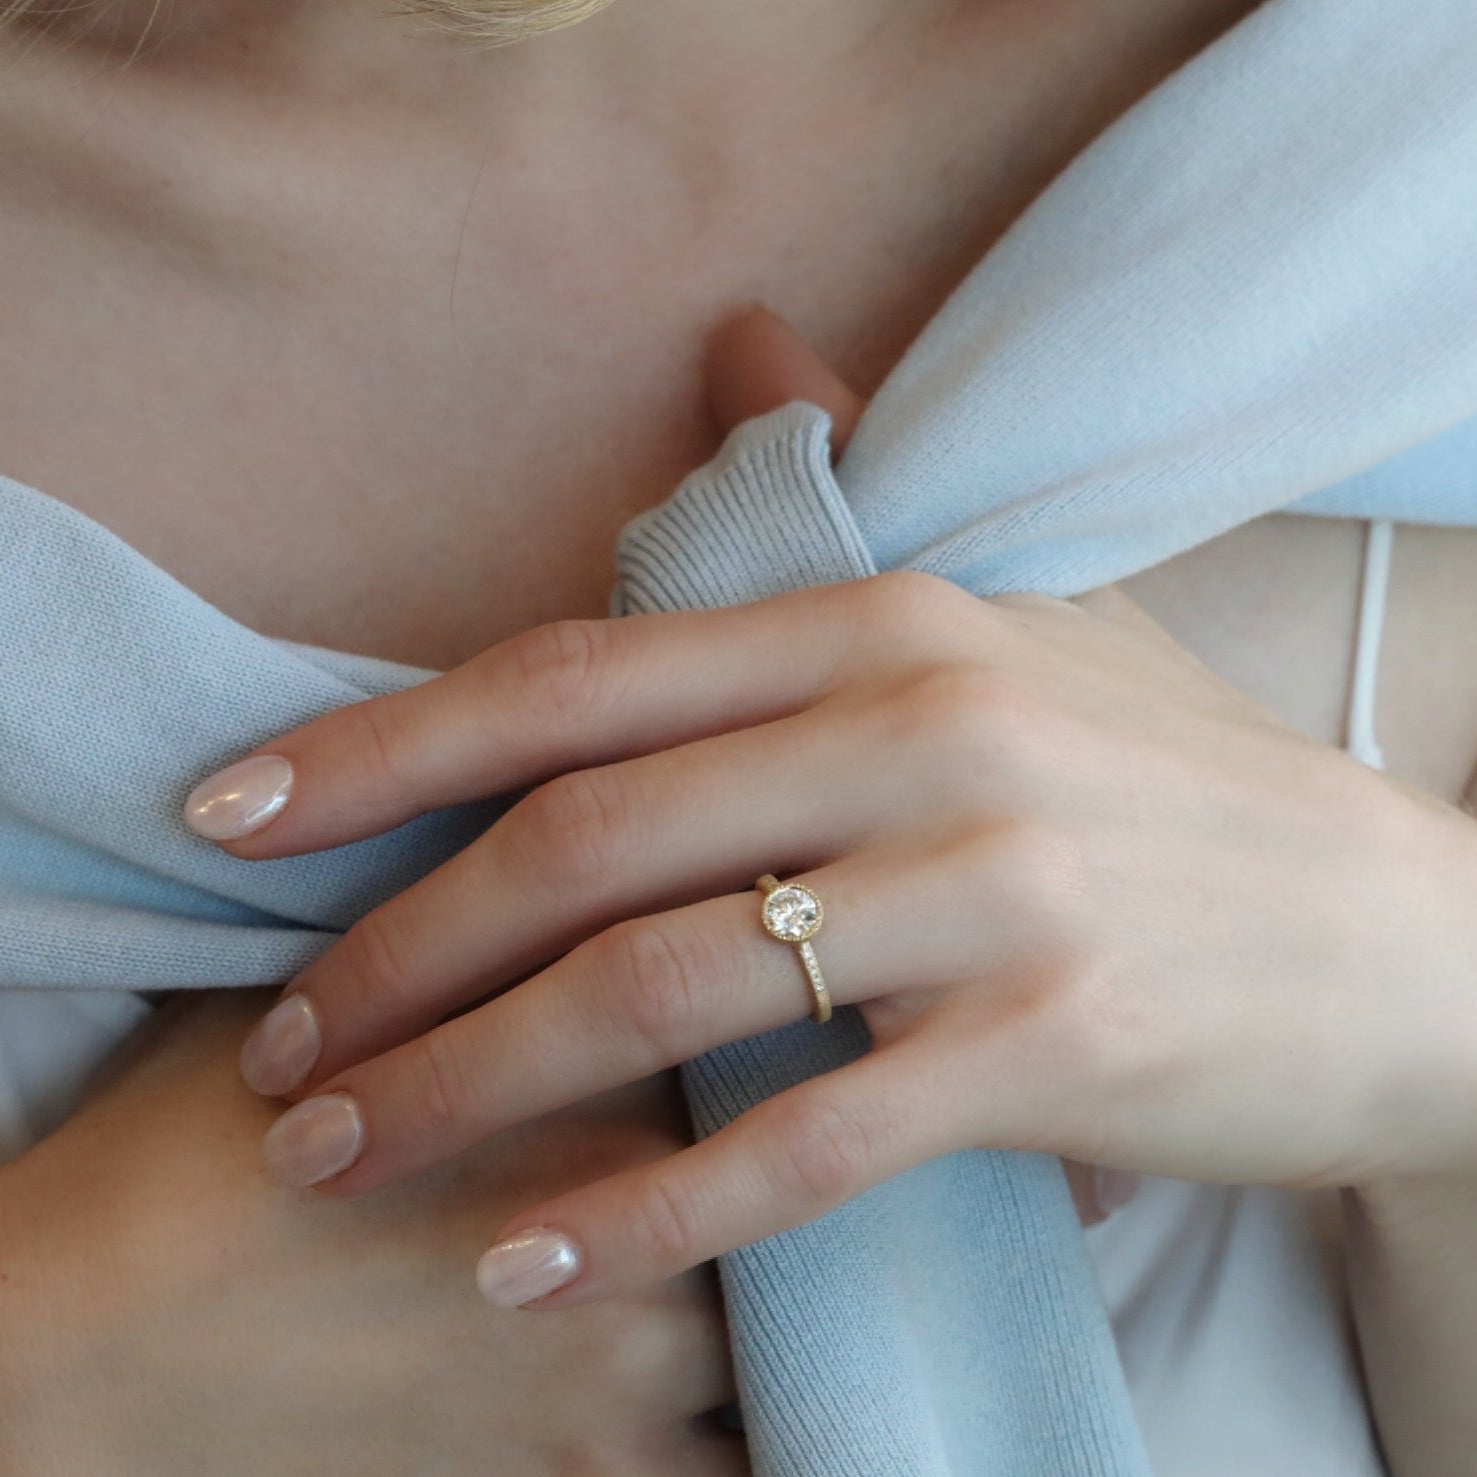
[181,574,963,859]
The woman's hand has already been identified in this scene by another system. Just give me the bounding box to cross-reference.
[187,309,1477,1309]
[0,990,744,1474]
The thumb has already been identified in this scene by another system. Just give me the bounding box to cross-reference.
[703,304,867,459]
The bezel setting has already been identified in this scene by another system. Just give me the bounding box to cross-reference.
[759,882,823,943]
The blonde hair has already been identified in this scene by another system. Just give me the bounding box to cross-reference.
[392,0,614,46]
[2,0,615,48]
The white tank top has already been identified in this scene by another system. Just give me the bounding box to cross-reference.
[1082,518,1395,1476]
[0,523,1402,1473]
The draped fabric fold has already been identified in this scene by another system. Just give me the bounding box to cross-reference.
[4,0,1477,1469]
[611,405,1150,1473]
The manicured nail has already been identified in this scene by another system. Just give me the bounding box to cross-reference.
[183,755,293,841]
[1093,1167,1142,1219]
[475,1228,582,1307]
[262,1093,363,1187]
[240,994,322,1097]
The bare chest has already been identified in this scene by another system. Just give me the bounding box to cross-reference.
[5,260,1470,807]
[1,35,1474,808]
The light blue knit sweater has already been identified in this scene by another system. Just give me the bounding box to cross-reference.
[3,0,1476,1470]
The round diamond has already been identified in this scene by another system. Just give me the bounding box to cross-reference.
[762,884,821,941]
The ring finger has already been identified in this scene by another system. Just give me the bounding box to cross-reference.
[261,836,1015,1196]
[250,688,940,1097]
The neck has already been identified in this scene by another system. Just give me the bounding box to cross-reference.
[10,0,1265,146]
[5,0,1265,275]
[14,0,927,76]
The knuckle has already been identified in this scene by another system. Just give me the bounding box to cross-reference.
[867,569,973,627]
[574,1296,731,1422]
[853,570,980,650]
[517,766,639,884]
[564,1299,642,1380]
[768,1094,881,1207]
[339,907,419,1015]
[881,662,1030,756]
[504,617,615,725]
[990,816,1086,889]
[982,819,1091,932]
[408,1029,476,1133]
[628,1171,705,1267]
[601,918,714,1059]
[350,696,418,792]
[553,1437,649,1477]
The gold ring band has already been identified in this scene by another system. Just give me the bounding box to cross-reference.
[755,874,833,1024]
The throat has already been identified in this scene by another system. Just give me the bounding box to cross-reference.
[0,0,1268,672]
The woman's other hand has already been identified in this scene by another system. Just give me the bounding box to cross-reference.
[0,989,744,1475]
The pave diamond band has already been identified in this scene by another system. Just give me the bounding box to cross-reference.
[755,874,833,1024]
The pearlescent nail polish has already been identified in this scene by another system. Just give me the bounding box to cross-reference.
[240,994,322,1097]
[263,1093,364,1187]
[183,755,293,841]
[475,1228,582,1308]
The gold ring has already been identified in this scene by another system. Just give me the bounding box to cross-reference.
[755,874,833,1024]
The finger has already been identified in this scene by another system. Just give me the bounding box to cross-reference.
[703,304,866,453]
[253,698,912,1094]
[469,1045,955,1308]
[246,631,1050,1101]
[187,307,877,860]
[261,838,1020,1195]
[185,573,972,858]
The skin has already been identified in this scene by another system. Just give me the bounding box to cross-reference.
[2,0,1477,1472]
[214,318,1477,1477]
[0,0,1273,671]
[0,990,745,1475]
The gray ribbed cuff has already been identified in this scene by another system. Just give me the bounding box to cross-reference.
[611,402,878,617]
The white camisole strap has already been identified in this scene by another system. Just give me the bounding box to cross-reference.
[1345,518,1394,771]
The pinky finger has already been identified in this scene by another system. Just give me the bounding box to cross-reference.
[473,1044,952,1310]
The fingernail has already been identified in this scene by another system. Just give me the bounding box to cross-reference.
[183,755,293,841]
[240,994,322,1097]
[1093,1167,1142,1219]
[262,1093,364,1187]
[475,1228,582,1307]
